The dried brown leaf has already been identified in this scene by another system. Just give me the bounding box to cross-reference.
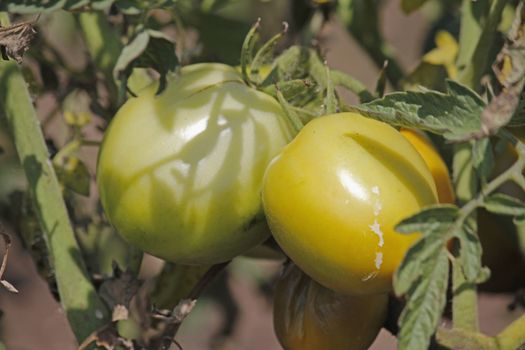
[1,279,18,293]
[99,267,140,322]
[78,324,134,350]
[0,18,37,63]
[474,2,525,139]
[0,231,17,293]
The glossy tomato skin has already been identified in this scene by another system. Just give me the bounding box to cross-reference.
[97,63,294,265]
[400,128,455,204]
[263,113,438,295]
[274,263,388,350]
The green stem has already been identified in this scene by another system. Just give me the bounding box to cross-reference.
[495,313,525,350]
[0,61,110,342]
[78,11,122,105]
[331,70,375,103]
[451,146,479,332]
[452,258,479,331]
[457,0,508,90]
[456,0,488,75]
[436,327,497,350]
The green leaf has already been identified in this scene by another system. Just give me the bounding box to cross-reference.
[512,216,525,256]
[397,250,449,350]
[261,79,315,100]
[484,193,525,216]
[394,225,450,296]
[54,157,91,196]
[184,11,251,65]
[454,225,488,283]
[395,205,459,234]
[1,0,68,13]
[324,64,337,114]
[0,0,118,12]
[250,22,287,85]
[113,29,179,98]
[350,80,485,140]
[112,0,140,14]
[401,0,430,14]
[472,138,494,184]
[403,62,447,91]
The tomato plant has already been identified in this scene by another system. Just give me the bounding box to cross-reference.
[262,112,438,295]
[97,63,294,264]
[2,1,525,350]
[273,263,388,350]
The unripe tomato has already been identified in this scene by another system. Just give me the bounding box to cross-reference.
[97,63,294,264]
[400,128,455,204]
[262,113,438,295]
[273,263,388,350]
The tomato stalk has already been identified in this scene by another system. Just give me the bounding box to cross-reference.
[78,11,122,108]
[452,142,480,332]
[0,59,110,342]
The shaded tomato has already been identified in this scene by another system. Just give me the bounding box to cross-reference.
[273,263,388,350]
[97,63,294,264]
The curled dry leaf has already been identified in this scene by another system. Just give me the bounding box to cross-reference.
[77,324,134,350]
[0,231,17,294]
[464,3,525,140]
[0,18,37,63]
[99,266,140,322]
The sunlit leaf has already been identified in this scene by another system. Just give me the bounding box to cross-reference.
[484,193,525,216]
[350,81,485,140]
[395,205,459,234]
[397,250,449,350]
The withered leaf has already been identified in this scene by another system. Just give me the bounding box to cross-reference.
[99,266,140,322]
[465,3,525,140]
[0,18,37,63]
[0,231,17,294]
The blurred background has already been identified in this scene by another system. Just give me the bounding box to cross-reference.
[0,0,524,349]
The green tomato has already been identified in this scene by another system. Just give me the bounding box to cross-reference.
[97,63,294,264]
[262,112,438,295]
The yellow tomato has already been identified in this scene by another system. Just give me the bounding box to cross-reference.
[262,112,438,295]
[274,263,388,350]
[400,128,455,204]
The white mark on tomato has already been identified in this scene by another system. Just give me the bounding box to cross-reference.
[375,252,383,269]
[361,271,379,282]
[369,185,384,272]
[369,220,384,247]
[369,185,384,248]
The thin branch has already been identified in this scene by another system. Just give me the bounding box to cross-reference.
[154,262,230,350]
